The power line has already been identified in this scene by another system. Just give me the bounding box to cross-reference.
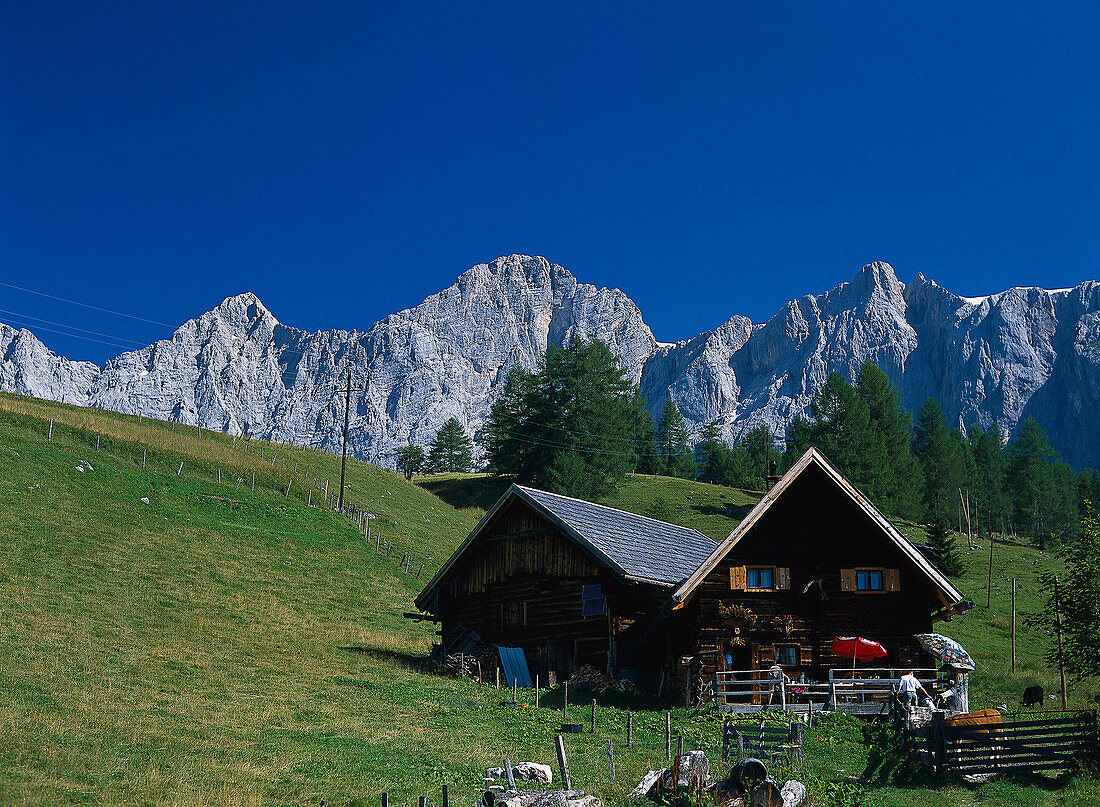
[0,280,175,327]
[0,307,151,349]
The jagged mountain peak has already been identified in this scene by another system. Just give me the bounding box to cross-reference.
[1,257,1099,468]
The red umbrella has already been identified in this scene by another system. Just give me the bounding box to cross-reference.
[832,636,888,668]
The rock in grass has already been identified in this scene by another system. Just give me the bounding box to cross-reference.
[486,763,553,784]
[779,780,806,807]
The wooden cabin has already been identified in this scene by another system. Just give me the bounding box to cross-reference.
[413,484,716,688]
[669,447,972,693]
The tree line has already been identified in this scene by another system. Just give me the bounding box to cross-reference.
[397,338,1100,559]
[396,336,1100,689]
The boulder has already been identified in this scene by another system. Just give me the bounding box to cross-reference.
[629,770,665,798]
[676,751,710,790]
[779,780,805,807]
[515,762,553,784]
[485,763,553,784]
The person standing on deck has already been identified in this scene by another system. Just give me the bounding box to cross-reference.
[898,670,930,708]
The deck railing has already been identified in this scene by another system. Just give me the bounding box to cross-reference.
[715,667,942,711]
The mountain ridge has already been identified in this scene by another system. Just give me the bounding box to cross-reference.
[2,254,1099,468]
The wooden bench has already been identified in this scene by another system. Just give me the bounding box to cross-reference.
[722,718,804,767]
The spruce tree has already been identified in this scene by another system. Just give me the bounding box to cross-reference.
[912,399,964,525]
[969,423,1007,536]
[856,362,923,518]
[426,417,474,473]
[925,513,964,577]
[1005,417,1056,549]
[696,421,735,485]
[396,443,426,480]
[656,398,697,479]
[480,338,650,497]
[1033,506,1100,684]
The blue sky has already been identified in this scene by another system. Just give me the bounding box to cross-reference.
[2,1,1097,363]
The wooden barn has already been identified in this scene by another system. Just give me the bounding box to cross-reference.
[413,484,716,688]
[669,447,972,697]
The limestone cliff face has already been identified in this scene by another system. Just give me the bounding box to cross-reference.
[2,255,1099,468]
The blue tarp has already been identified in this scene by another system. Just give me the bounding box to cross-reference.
[498,646,533,688]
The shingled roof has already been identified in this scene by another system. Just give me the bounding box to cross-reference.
[514,486,716,586]
[414,484,717,609]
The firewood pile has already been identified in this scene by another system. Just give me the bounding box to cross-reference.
[567,664,640,695]
[445,652,487,678]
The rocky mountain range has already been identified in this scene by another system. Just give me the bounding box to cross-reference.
[2,254,1099,468]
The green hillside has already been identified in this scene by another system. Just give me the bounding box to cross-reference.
[1,394,1096,807]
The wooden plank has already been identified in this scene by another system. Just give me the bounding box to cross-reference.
[996,718,1095,731]
[948,725,1092,740]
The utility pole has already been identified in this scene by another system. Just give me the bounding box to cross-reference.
[338,368,351,512]
[335,363,371,512]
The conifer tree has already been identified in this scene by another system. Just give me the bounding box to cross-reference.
[1033,506,1100,684]
[912,399,964,525]
[696,421,735,485]
[855,362,923,517]
[426,417,474,473]
[656,398,697,479]
[1006,417,1056,549]
[969,423,1007,535]
[925,513,964,577]
[396,443,426,480]
[481,338,650,497]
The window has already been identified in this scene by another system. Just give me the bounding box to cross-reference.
[776,645,799,666]
[840,568,900,592]
[856,569,884,591]
[730,566,790,591]
[746,567,775,590]
[581,583,605,618]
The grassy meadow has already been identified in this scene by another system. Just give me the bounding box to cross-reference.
[0,392,1097,806]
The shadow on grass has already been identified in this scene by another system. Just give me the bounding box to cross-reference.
[692,501,754,522]
[859,722,1085,792]
[417,475,512,512]
[339,645,439,675]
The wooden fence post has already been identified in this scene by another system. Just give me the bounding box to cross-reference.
[513,679,518,703]
[285,480,292,498]
[495,666,500,689]
[308,489,312,506]
[563,681,568,718]
[1011,577,1017,674]
[442,784,448,807]
[96,435,100,451]
[929,711,947,774]
[48,420,53,442]
[666,711,672,763]
[381,793,388,807]
[504,760,516,791]
[590,699,596,733]
[1055,577,1069,709]
[556,735,572,790]
[987,534,994,608]
[627,711,633,747]
[252,472,255,491]
[607,739,615,783]
[142,448,147,470]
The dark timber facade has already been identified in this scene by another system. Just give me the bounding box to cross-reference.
[670,448,971,686]
[414,485,715,687]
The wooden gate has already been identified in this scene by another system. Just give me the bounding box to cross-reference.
[927,710,1098,776]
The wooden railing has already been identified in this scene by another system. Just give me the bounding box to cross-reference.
[715,667,942,711]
